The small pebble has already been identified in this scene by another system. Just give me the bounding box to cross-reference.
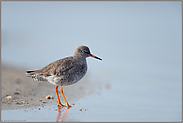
[80,107,84,111]
[6,96,13,99]
[45,95,54,99]
[14,92,20,95]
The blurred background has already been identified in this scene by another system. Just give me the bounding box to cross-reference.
[1,1,182,122]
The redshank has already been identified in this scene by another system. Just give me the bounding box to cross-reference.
[25,46,102,109]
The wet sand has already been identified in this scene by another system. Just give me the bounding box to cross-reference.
[1,64,101,110]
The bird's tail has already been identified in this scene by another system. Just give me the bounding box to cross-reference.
[25,70,38,77]
[25,70,48,82]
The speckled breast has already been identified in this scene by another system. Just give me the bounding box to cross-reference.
[61,61,87,86]
[50,60,87,86]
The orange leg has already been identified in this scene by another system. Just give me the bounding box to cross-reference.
[60,85,72,109]
[55,86,64,107]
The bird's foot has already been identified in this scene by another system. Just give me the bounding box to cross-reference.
[64,103,72,109]
[58,103,65,107]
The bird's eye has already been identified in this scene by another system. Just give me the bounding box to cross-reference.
[83,50,89,54]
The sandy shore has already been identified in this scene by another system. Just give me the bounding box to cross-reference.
[1,64,102,110]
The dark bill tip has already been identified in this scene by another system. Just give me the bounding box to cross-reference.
[89,54,102,60]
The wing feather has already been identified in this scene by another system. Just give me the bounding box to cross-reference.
[26,57,76,77]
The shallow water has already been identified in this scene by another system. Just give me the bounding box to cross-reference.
[1,94,181,122]
[1,1,182,122]
[1,74,182,122]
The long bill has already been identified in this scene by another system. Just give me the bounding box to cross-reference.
[89,54,102,60]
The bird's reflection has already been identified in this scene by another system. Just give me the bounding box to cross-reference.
[56,107,68,122]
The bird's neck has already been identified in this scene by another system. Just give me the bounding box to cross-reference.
[73,55,87,63]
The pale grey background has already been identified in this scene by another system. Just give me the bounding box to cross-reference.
[1,1,182,122]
